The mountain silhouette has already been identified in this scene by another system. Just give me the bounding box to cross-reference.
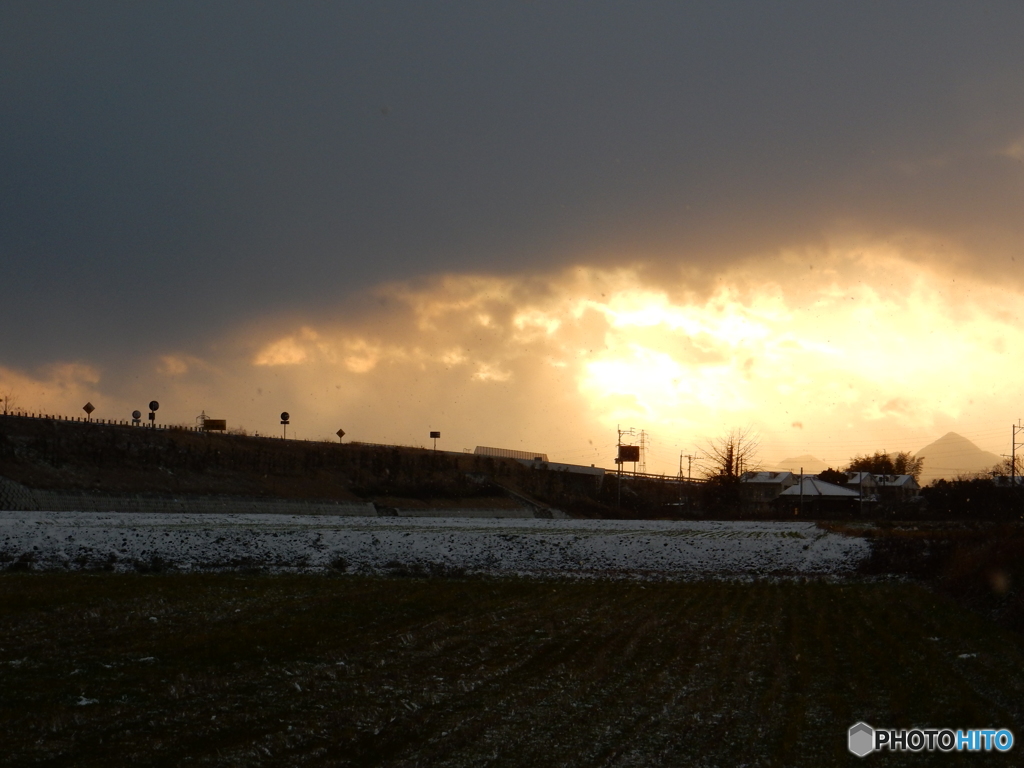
[915,432,1001,484]
[773,454,830,474]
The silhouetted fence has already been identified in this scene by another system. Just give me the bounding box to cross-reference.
[1,410,202,432]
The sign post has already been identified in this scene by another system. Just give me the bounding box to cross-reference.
[615,443,640,509]
[148,401,159,428]
[336,428,345,443]
[430,431,440,450]
[82,402,95,421]
[280,412,290,439]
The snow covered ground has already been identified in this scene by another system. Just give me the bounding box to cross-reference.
[0,512,871,576]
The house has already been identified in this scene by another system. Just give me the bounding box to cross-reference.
[845,471,878,501]
[776,476,860,515]
[873,474,920,501]
[740,471,797,511]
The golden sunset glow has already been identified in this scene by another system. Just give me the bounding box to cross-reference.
[6,239,1020,477]
[4,4,1024,489]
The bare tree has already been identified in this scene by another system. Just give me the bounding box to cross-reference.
[989,456,1020,478]
[700,427,760,480]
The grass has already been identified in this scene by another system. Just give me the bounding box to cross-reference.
[1,574,1023,767]
[828,522,1024,635]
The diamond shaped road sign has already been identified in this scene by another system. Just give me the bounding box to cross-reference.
[848,722,875,757]
[336,429,345,439]
[83,402,95,415]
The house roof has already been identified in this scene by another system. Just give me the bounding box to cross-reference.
[740,471,795,484]
[874,474,919,488]
[779,477,860,498]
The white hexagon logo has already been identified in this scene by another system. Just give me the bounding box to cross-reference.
[849,721,875,757]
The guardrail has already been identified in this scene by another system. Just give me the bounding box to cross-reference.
[615,469,707,484]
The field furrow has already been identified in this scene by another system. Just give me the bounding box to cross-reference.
[2,574,1023,766]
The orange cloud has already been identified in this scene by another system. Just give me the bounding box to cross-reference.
[0,363,102,416]
[8,238,1024,472]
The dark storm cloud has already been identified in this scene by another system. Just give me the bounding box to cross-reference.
[3,2,1024,367]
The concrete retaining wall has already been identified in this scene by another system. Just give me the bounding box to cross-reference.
[0,475,564,518]
[30,490,376,516]
[389,507,562,519]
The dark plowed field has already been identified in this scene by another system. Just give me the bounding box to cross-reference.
[1,574,1022,766]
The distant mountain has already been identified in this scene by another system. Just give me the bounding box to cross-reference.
[773,454,831,474]
[915,432,1002,484]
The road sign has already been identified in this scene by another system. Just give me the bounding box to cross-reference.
[83,402,95,415]
[149,401,160,412]
[336,428,345,440]
[280,412,290,423]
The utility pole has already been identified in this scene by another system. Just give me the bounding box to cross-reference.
[618,426,638,475]
[799,466,804,516]
[616,425,625,509]
[678,452,684,506]
[1013,421,1023,488]
[684,453,695,511]
[616,425,637,509]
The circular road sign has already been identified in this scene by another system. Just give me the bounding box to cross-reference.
[280,412,290,421]
[132,410,141,420]
[149,401,160,412]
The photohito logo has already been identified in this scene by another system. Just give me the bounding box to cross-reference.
[848,722,1014,756]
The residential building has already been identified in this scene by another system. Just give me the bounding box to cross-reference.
[873,474,920,501]
[740,471,797,512]
[776,476,860,515]
[845,471,878,500]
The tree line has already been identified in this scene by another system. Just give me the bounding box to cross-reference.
[699,431,924,483]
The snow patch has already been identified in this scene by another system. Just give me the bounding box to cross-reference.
[0,512,870,577]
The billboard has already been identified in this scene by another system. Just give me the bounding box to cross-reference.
[203,419,227,431]
[618,445,640,463]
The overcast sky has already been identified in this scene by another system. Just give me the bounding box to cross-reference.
[4,3,1024,473]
